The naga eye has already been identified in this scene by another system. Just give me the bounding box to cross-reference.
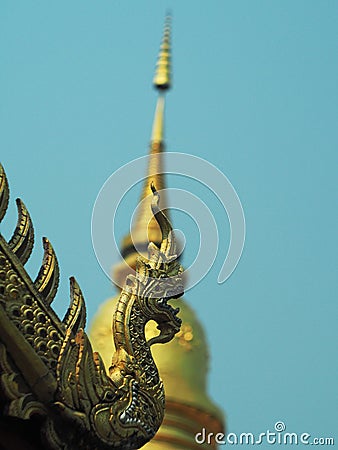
[103,390,114,401]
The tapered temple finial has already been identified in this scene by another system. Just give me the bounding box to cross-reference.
[153,14,171,91]
[151,15,171,144]
[114,16,173,287]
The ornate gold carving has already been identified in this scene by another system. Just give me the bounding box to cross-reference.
[8,199,34,265]
[0,341,47,419]
[0,165,183,450]
[0,163,9,222]
[34,238,59,305]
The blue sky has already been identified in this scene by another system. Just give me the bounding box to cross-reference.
[1,1,337,447]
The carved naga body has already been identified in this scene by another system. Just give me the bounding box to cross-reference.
[0,165,183,449]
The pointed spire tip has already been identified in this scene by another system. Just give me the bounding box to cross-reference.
[153,15,172,91]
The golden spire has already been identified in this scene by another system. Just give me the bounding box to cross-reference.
[114,16,172,287]
[153,14,171,91]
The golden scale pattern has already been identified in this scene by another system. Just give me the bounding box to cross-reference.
[0,164,184,450]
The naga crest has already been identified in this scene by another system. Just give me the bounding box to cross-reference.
[0,164,184,449]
